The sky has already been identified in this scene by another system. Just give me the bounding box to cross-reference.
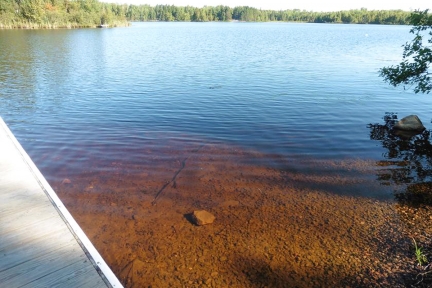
[113,0,432,12]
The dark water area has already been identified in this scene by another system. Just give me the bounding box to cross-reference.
[2,22,432,287]
[1,23,431,183]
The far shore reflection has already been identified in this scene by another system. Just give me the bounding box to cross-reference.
[368,113,432,206]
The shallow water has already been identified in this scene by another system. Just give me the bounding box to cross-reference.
[1,22,432,286]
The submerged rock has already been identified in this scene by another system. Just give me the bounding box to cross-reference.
[394,115,425,132]
[191,210,215,226]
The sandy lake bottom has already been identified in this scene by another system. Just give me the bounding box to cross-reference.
[44,140,432,288]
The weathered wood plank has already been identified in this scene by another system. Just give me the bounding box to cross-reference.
[1,241,79,283]
[1,205,59,235]
[0,225,75,267]
[2,243,102,287]
[22,258,107,288]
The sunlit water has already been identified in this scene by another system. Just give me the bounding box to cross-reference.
[1,22,431,199]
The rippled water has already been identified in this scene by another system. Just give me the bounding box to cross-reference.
[1,22,431,196]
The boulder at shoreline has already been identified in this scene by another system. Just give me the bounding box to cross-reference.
[394,115,425,132]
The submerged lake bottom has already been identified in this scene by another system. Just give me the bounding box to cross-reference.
[40,133,432,287]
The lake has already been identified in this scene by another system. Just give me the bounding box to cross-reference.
[1,22,431,287]
[1,23,429,165]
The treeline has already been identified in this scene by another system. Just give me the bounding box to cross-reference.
[126,5,412,24]
[0,0,129,28]
[0,1,416,29]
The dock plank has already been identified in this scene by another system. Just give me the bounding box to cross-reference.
[0,118,122,288]
[1,225,75,266]
[2,245,99,287]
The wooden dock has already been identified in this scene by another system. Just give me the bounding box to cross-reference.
[0,118,123,288]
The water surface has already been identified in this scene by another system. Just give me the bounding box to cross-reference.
[1,23,429,183]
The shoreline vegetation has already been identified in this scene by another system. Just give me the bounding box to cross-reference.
[0,0,130,29]
[0,0,419,29]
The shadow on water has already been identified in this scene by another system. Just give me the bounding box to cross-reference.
[368,113,432,207]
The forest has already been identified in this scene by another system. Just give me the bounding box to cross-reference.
[126,5,412,24]
[0,0,415,29]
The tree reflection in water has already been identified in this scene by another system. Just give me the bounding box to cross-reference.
[368,113,432,206]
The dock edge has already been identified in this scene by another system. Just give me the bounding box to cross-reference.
[0,117,123,288]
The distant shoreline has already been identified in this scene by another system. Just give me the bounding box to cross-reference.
[0,22,130,30]
[0,1,419,29]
